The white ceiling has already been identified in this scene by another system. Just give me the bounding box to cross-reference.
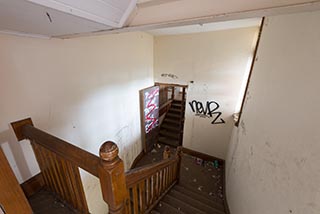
[0,0,319,38]
[0,0,136,37]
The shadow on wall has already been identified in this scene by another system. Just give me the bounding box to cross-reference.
[0,127,35,183]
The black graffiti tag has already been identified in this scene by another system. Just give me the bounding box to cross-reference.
[189,100,225,124]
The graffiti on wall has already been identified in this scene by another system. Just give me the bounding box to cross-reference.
[144,87,159,133]
[189,100,225,125]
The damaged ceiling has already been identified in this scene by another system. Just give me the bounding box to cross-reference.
[0,0,319,38]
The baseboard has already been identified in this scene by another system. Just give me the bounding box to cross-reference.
[130,150,145,169]
[222,164,231,214]
[181,147,225,165]
[21,173,45,198]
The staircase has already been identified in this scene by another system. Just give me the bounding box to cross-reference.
[11,117,227,214]
[159,99,185,147]
[151,184,225,214]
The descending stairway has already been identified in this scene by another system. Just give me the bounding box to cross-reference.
[135,145,226,214]
[159,100,185,147]
[151,184,225,214]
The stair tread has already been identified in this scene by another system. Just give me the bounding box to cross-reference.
[176,184,224,205]
[173,185,225,211]
[166,112,181,118]
[158,137,180,147]
[162,194,207,214]
[169,108,182,113]
[168,189,225,214]
[164,118,180,124]
[159,130,180,139]
[161,123,180,131]
[154,200,185,214]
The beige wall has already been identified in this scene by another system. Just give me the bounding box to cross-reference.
[226,11,320,214]
[154,28,258,159]
[0,32,154,213]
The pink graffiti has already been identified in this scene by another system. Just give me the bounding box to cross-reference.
[145,88,159,133]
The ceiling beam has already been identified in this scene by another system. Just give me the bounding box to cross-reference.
[56,1,320,39]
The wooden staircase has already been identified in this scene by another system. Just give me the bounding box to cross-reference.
[159,99,185,147]
[10,116,227,214]
[151,184,225,214]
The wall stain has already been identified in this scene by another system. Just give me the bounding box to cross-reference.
[240,120,246,136]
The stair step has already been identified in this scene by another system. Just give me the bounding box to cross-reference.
[176,184,224,206]
[168,189,225,214]
[171,103,182,108]
[173,185,225,211]
[154,201,185,214]
[164,118,180,125]
[159,130,180,139]
[158,137,180,147]
[162,194,206,214]
[166,112,181,119]
[169,108,182,113]
[161,123,180,132]
[172,99,183,104]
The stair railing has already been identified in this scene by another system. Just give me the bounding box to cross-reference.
[99,143,182,214]
[11,118,182,214]
[11,118,99,214]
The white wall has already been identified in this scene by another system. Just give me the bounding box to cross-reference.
[154,28,258,159]
[226,11,320,214]
[0,32,153,213]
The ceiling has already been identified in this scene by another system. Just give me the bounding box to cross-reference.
[0,0,319,38]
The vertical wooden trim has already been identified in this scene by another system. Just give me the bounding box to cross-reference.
[11,118,34,141]
[235,17,265,127]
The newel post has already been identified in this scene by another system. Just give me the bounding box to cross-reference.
[98,141,127,214]
[163,145,171,159]
[176,146,183,183]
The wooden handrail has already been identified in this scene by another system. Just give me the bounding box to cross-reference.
[13,121,100,177]
[125,158,176,187]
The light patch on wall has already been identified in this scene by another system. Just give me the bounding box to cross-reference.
[1,142,23,183]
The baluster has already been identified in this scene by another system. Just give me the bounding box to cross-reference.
[175,147,182,183]
[138,181,145,213]
[132,186,139,214]
[99,141,128,214]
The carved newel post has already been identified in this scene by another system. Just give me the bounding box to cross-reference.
[163,145,171,159]
[99,141,127,214]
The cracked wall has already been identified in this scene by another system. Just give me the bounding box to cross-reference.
[226,11,320,214]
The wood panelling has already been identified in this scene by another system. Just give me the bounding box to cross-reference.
[0,148,33,214]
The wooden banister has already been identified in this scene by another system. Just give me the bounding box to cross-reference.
[11,118,98,214]
[99,141,128,214]
[11,118,183,214]
[124,147,182,213]
[125,158,176,186]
